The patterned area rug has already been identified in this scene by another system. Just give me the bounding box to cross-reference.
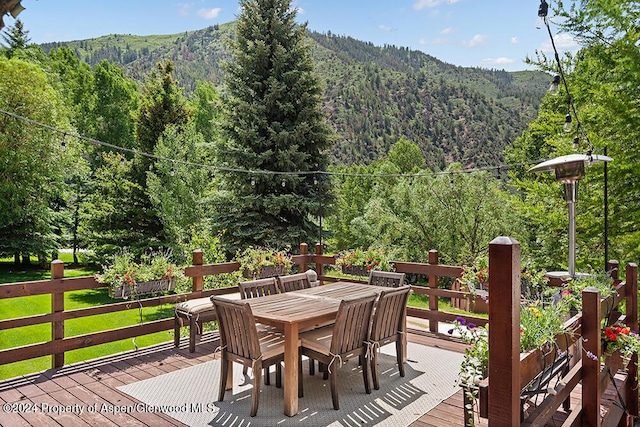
[118,342,464,426]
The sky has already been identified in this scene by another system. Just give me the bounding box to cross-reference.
[10,0,579,72]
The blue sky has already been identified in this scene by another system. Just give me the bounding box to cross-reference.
[11,0,578,72]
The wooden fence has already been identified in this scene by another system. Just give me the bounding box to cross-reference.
[0,242,480,370]
[478,237,638,427]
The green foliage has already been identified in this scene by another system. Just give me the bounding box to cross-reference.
[234,246,293,278]
[334,246,394,272]
[146,122,213,253]
[326,157,523,265]
[1,19,30,58]
[95,248,187,297]
[0,57,70,262]
[41,22,548,170]
[213,0,333,255]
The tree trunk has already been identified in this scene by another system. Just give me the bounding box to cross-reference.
[13,252,20,266]
[21,252,31,266]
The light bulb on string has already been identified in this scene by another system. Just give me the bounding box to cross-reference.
[548,74,561,95]
[250,176,256,186]
[170,166,176,176]
[281,178,286,188]
[563,114,573,133]
[572,136,580,150]
[61,133,66,149]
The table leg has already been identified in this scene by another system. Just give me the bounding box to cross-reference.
[283,323,299,416]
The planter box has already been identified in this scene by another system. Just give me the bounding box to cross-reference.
[242,265,287,279]
[110,278,176,299]
[341,265,369,277]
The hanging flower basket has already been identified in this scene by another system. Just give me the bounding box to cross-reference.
[341,264,369,277]
[604,349,627,372]
[242,265,287,279]
[110,278,177,299]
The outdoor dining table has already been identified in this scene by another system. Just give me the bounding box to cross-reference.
[243,281,399,417]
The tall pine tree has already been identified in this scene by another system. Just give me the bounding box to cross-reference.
[214,0,333,255]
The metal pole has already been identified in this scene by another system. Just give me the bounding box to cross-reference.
[565,182,578,277]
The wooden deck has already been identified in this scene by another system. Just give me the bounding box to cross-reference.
[0,329,616,427]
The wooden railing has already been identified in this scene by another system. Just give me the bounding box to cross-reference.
[0,242,478,371]
[478,237,639,427]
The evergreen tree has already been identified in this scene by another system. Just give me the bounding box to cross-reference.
[1,19,29,58]
[214,0,334,255]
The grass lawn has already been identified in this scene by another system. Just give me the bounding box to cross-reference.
[0,254,179,380]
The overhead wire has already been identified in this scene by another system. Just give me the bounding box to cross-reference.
[0,107,548,180]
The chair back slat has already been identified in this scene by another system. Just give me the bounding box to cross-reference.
[211,297,261,361]
[238,277,278,299]
[277,272,312,293]
[331,293,377,355]
[371,286,411,343]
[367,271,406,288]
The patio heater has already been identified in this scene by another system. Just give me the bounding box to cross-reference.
[529,153,612,278]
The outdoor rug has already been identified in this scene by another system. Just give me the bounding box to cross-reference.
[118,342,464,426]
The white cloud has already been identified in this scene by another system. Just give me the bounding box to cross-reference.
[379,24,395,32]
[511,36,519,44]
[413,0,442,11]
[441,27,454,35]
[178,3,191,16]
[197,8,222,19]
[538,32,580,54]
[419,37,448,46]
[296,7,305,15]
[463,34,487,48]
[481,57,516,66]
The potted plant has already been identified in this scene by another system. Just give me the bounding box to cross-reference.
[235,246,293,279]
[458,256,489,313]
[601,321,640,372]
[450,301,569,426]
[552,270,616,315]
[335,246,392,276]
[96,248,184,299]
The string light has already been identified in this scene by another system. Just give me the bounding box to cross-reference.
[537,0,593,153]
[0,107,550,181]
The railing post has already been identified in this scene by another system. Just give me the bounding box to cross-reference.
[625,263,638,416]
[192,250,203,292]
[315,243,324,285]
[581,287,601,427]
[51,260,65,369]
[488,236,521,427]
[428,250,439,333]
[299,243,308,273]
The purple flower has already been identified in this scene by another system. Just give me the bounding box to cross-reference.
[467,323,477,329]
[447,328,454,335]
[455,316,466,325]
[585,351,598,361]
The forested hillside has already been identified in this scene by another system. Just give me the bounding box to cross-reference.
[42,22,549,169]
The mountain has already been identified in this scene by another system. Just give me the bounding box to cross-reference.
[41,22,549,170]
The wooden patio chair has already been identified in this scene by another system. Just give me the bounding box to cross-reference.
[277,272,312,293]
[238,277,279,299]
[237,277,279,384]
[368,285,411,390]
[367,270,406,288]
[210,297,293,417]
[299,293,377,410]
[174,297,218,353]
